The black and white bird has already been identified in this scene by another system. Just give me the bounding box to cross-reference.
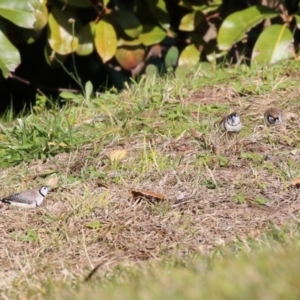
[220,112,242,133]
[0,186,49,208]
[264,108,282,126]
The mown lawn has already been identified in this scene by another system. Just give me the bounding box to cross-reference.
[1,61,300,299]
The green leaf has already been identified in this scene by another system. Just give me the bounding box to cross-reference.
[252,24,294,65]
[255,196,267,205]
[0,0,37,29]
[95,19,117,63]
[145,64,158,76]
[32,0,48,31]
[110,11,142,39]
[60,91,80,99]
[115,46,145,70]
[174,65,188,77]
[118,38,142,47]
[0,19,20,78]
[179,11,204,31]
[59,92,83,105]
[85,81,93,102]
[179,0,221,14]
[139,25,166,46]
[12,0,48,45]
[48,6,79,55]
[164,46,179,69]
[232,192,246,204]
[178,0,200,10]
[76,22,95,56]
[178,44,200,66]
[217,5,278,50]
[85,220,101,229]
[10,227,38,242]
[146,0,170,29]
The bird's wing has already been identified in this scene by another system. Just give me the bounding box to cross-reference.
[1,192,33,204]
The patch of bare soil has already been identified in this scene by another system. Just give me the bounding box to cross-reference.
[184,85,239,105]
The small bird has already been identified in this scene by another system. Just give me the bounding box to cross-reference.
[220,112,242,133]
[264,108,283,126]
[0,186,49,208]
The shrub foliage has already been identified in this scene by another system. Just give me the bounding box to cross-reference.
[1,0,299,90]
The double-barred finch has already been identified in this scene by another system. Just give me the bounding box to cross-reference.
[1,186,49,208]
[220,112,242,133]
[264,108,283,126]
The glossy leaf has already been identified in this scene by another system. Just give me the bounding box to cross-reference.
[15,0,48,44]
[178,0,221,14]
[115,46,145,70]
[146,0,170,29]
[179,11,204,31]
[58,0,91,7]
[252,24,294,65]
[0,0,37,28]
[76,22,95,56]
[110,11,142,39]
[6,1,48,45]
[217,5,278,50]
[0,19,20,77]
[178,44,199,66]
[139,25,166,46]
[118,38,142,47]
[33,0,48,31]
[178,0,202,10]
[95,19,117,63]
[164,46,179,69]
[48,6,79,55]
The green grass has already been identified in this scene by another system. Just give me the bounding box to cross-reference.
[1,60,300,299]
[7,223,300,300]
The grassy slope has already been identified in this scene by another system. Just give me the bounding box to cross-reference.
[1,61,300,298]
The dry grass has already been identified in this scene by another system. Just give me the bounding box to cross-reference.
[1,63,300,297]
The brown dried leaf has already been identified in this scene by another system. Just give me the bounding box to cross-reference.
[131,190,165,201]
[290,178,300,187]
[190,128,203,139]
[96,180,109,189]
